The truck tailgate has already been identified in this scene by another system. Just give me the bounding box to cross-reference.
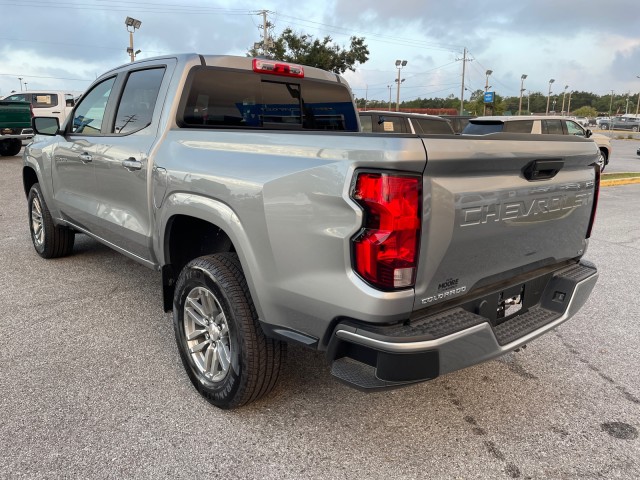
[414,134,598,311]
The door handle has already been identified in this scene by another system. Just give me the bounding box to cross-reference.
[79,153,92,163]
[122,157,143,171]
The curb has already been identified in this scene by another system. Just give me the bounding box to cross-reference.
[600,177,640,187]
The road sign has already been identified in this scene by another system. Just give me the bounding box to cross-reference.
[484,92,495,103]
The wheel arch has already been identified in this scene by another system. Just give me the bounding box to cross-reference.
[157,193,262,316]
[22,165,39,197]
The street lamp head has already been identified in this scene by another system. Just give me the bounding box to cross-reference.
[564,85,569,90]
[395,60,401,66]
[125,16,142,29]
[521,74,527,80]
[549,79,555,84]
[401,60,407,67]
[486,69,493,76]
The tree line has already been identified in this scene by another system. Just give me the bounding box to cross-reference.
[357,90,640,118]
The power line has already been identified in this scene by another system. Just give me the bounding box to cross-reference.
[0,73,92,82]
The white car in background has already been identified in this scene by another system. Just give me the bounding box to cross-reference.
[1,90,79,126]
[462,115,613,171]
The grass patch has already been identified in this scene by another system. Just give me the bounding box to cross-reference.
[602,172,640,180]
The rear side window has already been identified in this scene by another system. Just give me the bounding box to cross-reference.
[542,120,563,134]
[113,68,165,134]
[414,118,454,134]
[179,67,358,131]
[503,120,533,133]
[360,115,373,132]
[33,94,58,108]
[462,122,504,135]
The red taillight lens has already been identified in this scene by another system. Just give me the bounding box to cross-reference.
[586,163,600,238]
[351,171,421,290]
[252,58,304,78]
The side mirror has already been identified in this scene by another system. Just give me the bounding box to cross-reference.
[585,129,592,138]
[32,116,60,136]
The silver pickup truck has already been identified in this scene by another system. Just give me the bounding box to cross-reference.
[24,54,599,408]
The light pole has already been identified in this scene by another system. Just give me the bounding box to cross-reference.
[387,85,392,111]
[395,59,407,112]
[609,90,614,117]
[636,75,640,117]
[518,74,527,115]
[561,85,568,116]
[552,99,556,113]
[125,16,142,62]
[23,82,28,91]
[18,77,23,92]
[546,78,555,115]
[483,69,492,115]
[567,91,573,116]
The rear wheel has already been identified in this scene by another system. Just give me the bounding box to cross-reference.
[173,253,284,409]
[27,183,75,258]
[632,126,639,132]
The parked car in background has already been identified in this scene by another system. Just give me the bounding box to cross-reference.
[599,115,640,131]
[0,90,78,126]
[596,117,610,128]
[0,99,32,156]
[462,115,612,170]
[359,111,455,134]
[573,116,589,127]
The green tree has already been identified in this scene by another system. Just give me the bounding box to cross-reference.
[248,28,369,74]
[573,106,597,118]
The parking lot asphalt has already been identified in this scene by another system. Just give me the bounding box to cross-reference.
[603,138,640,174]
[1,150,639,479]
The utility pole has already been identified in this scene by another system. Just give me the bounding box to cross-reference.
[18,77,23,92]
[387,85,392,111]
[457,48,471,115]
[256,10,273,55]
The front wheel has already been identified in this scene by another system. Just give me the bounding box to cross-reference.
[173,253,284,409]
[597,150,608,172]
[632,126,639,132]
[27,183,75,258]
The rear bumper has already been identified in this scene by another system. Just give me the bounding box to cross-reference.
[328,261,598,390]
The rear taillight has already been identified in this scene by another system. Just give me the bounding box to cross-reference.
[252,58,304,78]
[351,171,421,290]
[586,163,600,238]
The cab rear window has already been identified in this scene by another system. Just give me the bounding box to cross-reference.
[178,66,358,131]
[463,122,504,135]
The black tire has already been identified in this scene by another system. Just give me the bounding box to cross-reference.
[173,253,284,409]
[0,138,22,157]
[27,183,75,258]
[632,126,639,132]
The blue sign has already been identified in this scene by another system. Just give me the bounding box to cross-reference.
[484,92,495,103]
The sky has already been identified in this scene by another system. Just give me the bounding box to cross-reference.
[1,0,639,104]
